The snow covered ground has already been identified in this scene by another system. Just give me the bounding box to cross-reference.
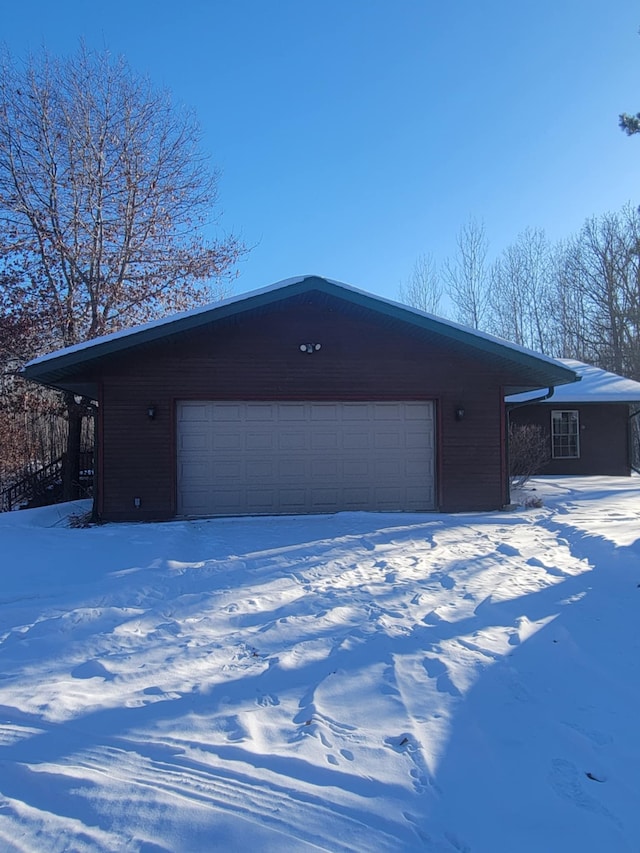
[0,476,639,852]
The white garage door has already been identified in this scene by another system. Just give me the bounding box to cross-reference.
[176,401,435,516]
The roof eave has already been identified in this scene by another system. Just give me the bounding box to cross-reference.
[22,275,581,391]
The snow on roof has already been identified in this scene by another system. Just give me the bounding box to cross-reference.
[507,359,640,404]
[24,275,576,376]
[25,275,310,369]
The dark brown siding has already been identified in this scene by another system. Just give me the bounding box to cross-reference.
[96,297,518,520]
[510,403,631,476]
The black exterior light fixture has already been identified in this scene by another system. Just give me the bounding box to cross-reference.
[147,404,157,420]
[455,406,465,421]
[299,343,322,354]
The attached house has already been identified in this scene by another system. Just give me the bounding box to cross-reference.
[23,276,579,521]
[508,359,640,477]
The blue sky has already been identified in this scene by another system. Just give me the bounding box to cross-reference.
[3,0,640,301]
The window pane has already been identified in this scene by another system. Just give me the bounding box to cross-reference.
[551,410,579,458]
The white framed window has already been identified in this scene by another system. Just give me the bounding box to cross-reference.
[551,410,580,459]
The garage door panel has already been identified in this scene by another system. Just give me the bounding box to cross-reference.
[406,404,432,420]
[211,405,242,422]
[311,459,340,478]
[311,487,341,507]
[278,459,308,478]
[375,459,404,477]
[279,488,310,513]
[343,460,368,477]
[343,487,370,503]
[180,487,211,513]
[406,432,432,449]
[343,432,371,450]
[177,401,435,516]
[341,404,370,421]
[212,433,242,451]
[375,484,403,499]
[179,433,209,452]
[210,489,243,512]
[310,404,340,421]
[212,460,242,478]
[179,461,209,483]
[180,402,210,422]
[279,405,307,421]
[406,485,431,502]
[245,404,276,421]
[278,432,308,451]
[246,432,275,451]
[246,489,277,510]
[373,403,403,419]
[375,432,401,450]
[246,461,274,479]
[311,432,339,450]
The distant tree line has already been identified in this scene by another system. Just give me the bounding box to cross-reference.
[400,204,640,383]
[401,89,640,381]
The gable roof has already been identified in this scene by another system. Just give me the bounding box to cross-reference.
[507,359,640,405]
[23,274,580,396]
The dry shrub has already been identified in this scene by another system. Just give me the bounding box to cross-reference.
[509,422,550,488]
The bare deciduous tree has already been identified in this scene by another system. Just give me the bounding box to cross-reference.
[558,207,640,379]
[0,44,245,499]
[548,238,592,361]
[399,253,444,315]
[443,217,489,329]
[487,228,557,353]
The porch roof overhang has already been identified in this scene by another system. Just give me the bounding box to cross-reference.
[507,359,640,405]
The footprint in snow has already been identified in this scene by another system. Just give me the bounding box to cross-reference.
[386,736,434,795]
[71,660,114,681]
[561,720,612,747]
[402,813,433,846]
[256,692,280,707]
[386,732,419,753]
[422,657,461,697]
[548,758,621,826]
[422,609,447,626]
[546,565,567,578]
[527,556,565,577]
[444,830,472,852]
[497,543,520,557]
[141,686,181,704]
[410,767,429,794]
[381,663,401,696]
[505,671,535,703]
[222,715,248,743]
